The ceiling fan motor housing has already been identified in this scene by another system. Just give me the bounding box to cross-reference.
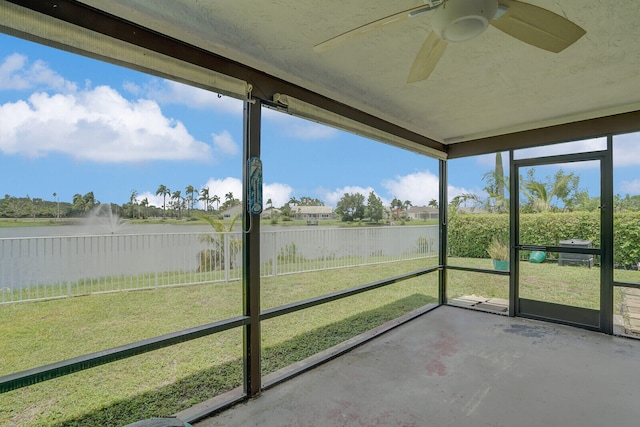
[432,0,499,42]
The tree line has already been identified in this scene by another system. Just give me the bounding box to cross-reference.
[121,185,245,219]
[3,166,640,220]
[0,185,241,220]
[0,187,329,220]
[149,185,241,219]
[332,192,412,223]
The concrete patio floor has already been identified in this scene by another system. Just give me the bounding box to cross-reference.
[194,305,640,427]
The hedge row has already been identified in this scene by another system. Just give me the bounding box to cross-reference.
[448,211,640,268]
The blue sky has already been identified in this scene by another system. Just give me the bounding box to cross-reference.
[1,34,639,210]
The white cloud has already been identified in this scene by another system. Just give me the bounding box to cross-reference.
[122,81,141,95]
[614,132,640,166]
[199,177,243,209]
[317,170,473,209]
[212,130,239,155]
[620,179,640,195]
[380,169,474,206]
[0,53,76,92]
[0,53,29,90]
[0,85,212,162]
[194,178,292,210]
[263,182,293,208]
[382,170,440,206]
[143,79,243,114]
[263,108,338,140]
[447,185,479,204]
[136,191,164,209]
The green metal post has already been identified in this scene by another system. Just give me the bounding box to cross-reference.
[439,159,447,305]
[243,98,261,397]
[509,150,517,317]
[601,136,614,334]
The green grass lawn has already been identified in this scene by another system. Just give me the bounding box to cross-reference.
[447,256,606,307]
[2,257,638,426]
[447,257,640,311]
[0,218,72,228]
[0,259,438,427]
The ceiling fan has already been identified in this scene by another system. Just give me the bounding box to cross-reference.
[313,0,586,83]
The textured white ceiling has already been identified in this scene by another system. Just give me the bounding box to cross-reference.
[80,0,640,145]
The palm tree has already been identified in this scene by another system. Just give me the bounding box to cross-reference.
[288,197,299,207]
[522,170,576,213]
[171,190,182,218]
[428,199,438,209]
[522,181,551,212]
[495,152,505,199]
[199,187,210,212]
[83,192,96,211]
[399,200,412,219]
[212,194,221,211]
[390,197,404,220]
[482,152,509,213]
[72,193,92,215]
[53,192,59,220]
[72,193,83,209]
[185,185,196,216]
[140,197,149,219]
[225,192,234,203]
[129,189,138,218]
[156,184,170,218]
[449,193,481,214]
[195,211,241,271]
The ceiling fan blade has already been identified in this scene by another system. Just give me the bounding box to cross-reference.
[407,31,447,83]
[491,0,586,53]
[314,4,435,53]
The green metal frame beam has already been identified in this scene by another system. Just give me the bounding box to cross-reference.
[261,267,441,321]
[242,99,262,397]
[0,316,249,393]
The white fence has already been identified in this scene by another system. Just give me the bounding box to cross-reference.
[0,226,438,303]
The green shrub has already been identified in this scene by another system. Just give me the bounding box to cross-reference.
[278,242,305,263]
[448,211,640,268]
[615,212,640,268]
[416,236,436,254]
[448,214,509,259]
[486,238,509,261]
[196,212,241,272]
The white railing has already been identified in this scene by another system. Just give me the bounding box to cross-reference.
[0,226,438,303]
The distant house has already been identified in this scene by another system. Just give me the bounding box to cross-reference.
[391,207,404,219]
[261,207,281,218]
[220,205,337,220]
[220,204,243,219]
[289,206,335,221]
[405,206,439,221]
